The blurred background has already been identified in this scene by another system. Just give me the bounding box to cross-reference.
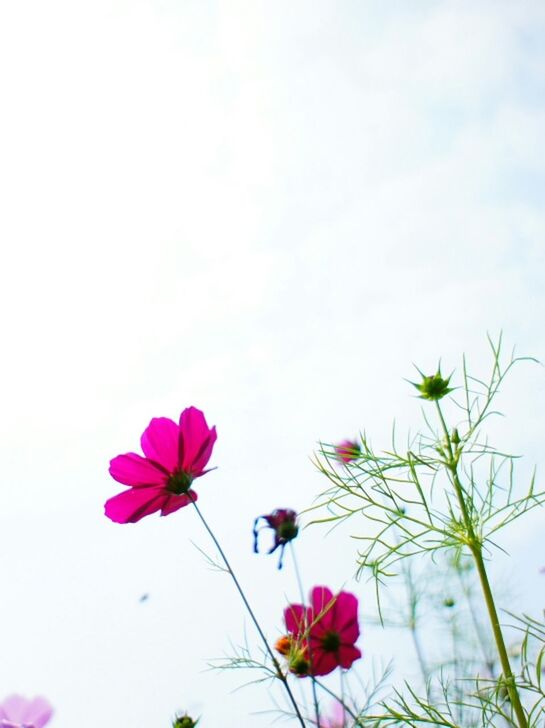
[0,1,544,725]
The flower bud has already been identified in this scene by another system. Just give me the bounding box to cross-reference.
[411,370,453,401]
[253,509,299,569]
[334,439,361,463]
[275,635,292,656]
[172,714,198,728]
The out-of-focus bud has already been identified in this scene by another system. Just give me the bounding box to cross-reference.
[275,635,292,656]
[443,597,455,608]
[334,439,361,463]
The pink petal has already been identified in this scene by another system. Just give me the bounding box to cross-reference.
[140,417,180,472]
[23,698,53,728]
[179,407,216,473]
[310,649,338,676]
[310,586,336,631]
[104,487,168,523]
[334,592,360,643]
[284,603,308,636]
[160,490,198,517]
[0,695,27,722]
[191,427,217,475]
[109,453,168,487]
[338,643,362,669]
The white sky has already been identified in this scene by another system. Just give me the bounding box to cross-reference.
[0,1,544,726]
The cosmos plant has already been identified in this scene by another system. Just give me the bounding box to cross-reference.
[16,336,540,726]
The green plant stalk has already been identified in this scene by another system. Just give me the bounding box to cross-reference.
[191,501,307,728]
[436,403,527,728]
[289,542,321,728]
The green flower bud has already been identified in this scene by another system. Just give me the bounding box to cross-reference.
[411,370,453,401]
[172,714,199,728]
[443,597,455,608]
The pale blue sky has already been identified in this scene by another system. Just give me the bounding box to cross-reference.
[0,2,544,726]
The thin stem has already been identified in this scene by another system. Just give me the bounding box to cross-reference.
[290,542,321,728]
[401,559,429,687]
[191,500,306,728]
[435,402,528,728]
[340,669,346,728]
[314,679,361,725]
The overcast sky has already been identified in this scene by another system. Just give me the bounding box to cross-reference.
[0,1,544,726]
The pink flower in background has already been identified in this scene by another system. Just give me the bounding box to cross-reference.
[105,406,217,524]
[0,695,53,728]
[284,585,361,676]
[320,701,346,728]
[334,439,360,463]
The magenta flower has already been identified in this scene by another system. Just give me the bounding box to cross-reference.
[334,439,360,463]
[284,586,361,676]
[0,695,53,728]
[253,508,299,569]
[105,406,217,524]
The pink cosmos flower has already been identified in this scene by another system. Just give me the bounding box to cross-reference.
[284,586,361,676]
[105,406,217,524]
[334,439,360,463]
[0,695,53,728]
[319,701,345,728]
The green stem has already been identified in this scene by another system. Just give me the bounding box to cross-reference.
[290,543,321,728]
[191,501,306,728]
[457,568,496,677]
[435,403,527,728]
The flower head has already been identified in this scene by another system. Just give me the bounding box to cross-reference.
[334,440,361,463]
[411,368,453,401]
[283,586,361,677]
[253,508,298,569]
[0,695,53,728]
[105,406,217,524]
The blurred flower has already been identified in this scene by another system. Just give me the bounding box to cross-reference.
[334,440,360,463]
[253,508,298,569]
[319,701,346,728]
[284,586,361,676]
[172,713,198,728]
[105,406,217,523]
[411,369,453,401]
[0,695,53,728]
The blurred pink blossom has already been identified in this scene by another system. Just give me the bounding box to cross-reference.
[0,695,53,728]
[320,701,346,728]
[105,406,217,523]
[334,439,360,463]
